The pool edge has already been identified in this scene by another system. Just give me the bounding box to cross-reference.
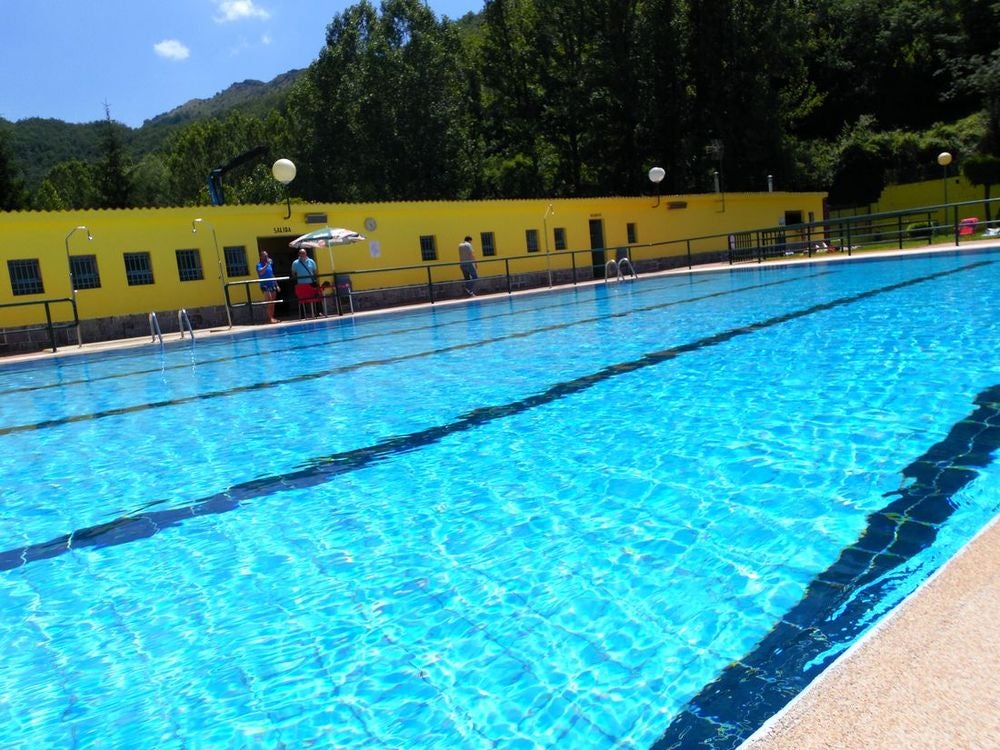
[739,511,1000,749]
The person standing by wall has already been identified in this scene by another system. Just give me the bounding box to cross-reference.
[291,248,322,317]
[291,248,318,287]
[458,235,478,296]
[256,250,279,323]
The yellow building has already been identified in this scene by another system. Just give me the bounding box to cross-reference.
[834,175,990,223]
[0,191,825,352]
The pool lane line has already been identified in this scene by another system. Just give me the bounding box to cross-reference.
[649,382,1000,750]
[0,261,990,572]
[0,273,722,397]
[0,271,825,436]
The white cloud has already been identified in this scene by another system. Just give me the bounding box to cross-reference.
[261,33,272,46]
[214,1,270,23]
[154,39,190,61]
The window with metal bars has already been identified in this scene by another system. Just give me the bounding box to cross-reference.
[480,231,496,257]
[175,249,204,282]
[525,229,540,253]
[124,252,154,286]
[419,235,437,261]
[70,255,101,290]
[7,259,44,296]
[224,245,249,277]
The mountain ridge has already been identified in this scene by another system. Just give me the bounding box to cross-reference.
[4,69,304,189]
[140,69,304,129]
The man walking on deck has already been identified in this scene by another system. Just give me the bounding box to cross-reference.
[458,235,478,296]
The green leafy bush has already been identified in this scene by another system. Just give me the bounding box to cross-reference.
[905,221,935,239]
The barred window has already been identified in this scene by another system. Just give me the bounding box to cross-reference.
[525,229,540,253]
[480,231,496,257]
[70,255,101,290]
[7,259,44,296]
[554,227,567,251]
[124,252,154,286]
[224,245,249,277]
[420,235,437,261]
[627,222,637,244]
[176,249,204,282]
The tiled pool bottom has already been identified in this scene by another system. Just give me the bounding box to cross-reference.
[0,248,998,748]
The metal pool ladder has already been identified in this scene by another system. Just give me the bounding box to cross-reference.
[178,309,195,340]
[605,247,637,283]
[148,310,195,345]
[149,312,164,345]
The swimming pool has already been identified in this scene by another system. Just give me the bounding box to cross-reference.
[1,248,998,749]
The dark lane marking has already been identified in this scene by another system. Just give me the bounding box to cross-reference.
[0,273,822,436]
[0,262,987,572]
[650,382,1000,750]
[0,274,719,397]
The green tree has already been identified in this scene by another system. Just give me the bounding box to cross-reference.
[130,153,174,207]
[827,117,888,209]
[0,124,28,211]
[962,154,1000,221]
[684,1,815,192]
[161,111,271,205]
[289,0,467,202]
[802,0,969,138]
[95,105,134,209]
[31,179,64,211]
[36,159,99,210]
[477,0,548,196]
[634,0,694,194]
[530,0,648,196]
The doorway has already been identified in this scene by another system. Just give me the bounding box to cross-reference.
[257,236,304,318]
[589,219,606,278]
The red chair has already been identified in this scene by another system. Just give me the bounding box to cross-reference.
[959,217,979,236]
[294,284,324,318]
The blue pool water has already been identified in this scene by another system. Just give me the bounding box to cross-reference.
[1,248,998,749]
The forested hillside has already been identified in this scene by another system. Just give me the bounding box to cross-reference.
[1,0,997,213]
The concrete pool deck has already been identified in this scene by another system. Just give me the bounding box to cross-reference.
[3,242,999,748]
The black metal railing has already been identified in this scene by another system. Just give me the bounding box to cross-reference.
[220,197,997,318]
[0,297,79,353]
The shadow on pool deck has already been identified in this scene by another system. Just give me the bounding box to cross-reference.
[3,240,999,748]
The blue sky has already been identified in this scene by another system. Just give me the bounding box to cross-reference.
[2,0,484,128]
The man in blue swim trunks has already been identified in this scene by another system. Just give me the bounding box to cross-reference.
[257,250,279,323]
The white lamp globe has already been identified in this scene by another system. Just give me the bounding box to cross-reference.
[272,158,297,185]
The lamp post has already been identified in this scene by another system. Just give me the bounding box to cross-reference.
[708,140,726,212]
[272,159,296,220]
[648,166,665,207]
[937,152,953,227]
[937,151,953,211]
[192,218,232,328]
[543,203,555,287]
[64,225,92,346]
